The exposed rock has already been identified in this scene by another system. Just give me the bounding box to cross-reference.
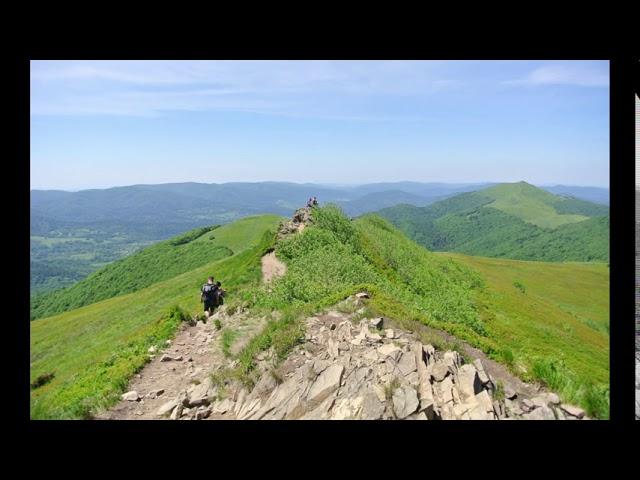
[392,385,419,419]
[146,389,165,399]
[530,396,548,409]
[473,359,493,388]
[443,351,462,371]
[385,329,395,339]
[360,390,386,419]
[170,404,183,420]
[504,385,517,400]
[370,318,384,329]
[474,390,496,417]
[431,362,450,382]
[160,354,177,362]
[307,365,344,405]
[397,351,417,376]
[523,405,556,420]
[407,411,428,420]
[457,364,482,400]
[559,404,585,419]
[156,399,179,417]
[355,292,370,299]
[331,396,364,419]
[121,391,139,402]
[521,399,535,412]
[195,406,212,420]
[212,398,235,414]
[148,346,157,354]
[186,377,217,407]
[423,344,436,364]
[377,343,402,362]
[544,392,560,405]
[439,376,455,404]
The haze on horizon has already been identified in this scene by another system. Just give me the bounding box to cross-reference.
[30,60,610,191]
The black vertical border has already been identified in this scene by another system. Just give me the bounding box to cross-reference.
[610,56,636,421]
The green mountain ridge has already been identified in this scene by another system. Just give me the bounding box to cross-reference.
[378,182,609,262]
[30,205,609,420]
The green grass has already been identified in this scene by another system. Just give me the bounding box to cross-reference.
[30,215,281,419]
[438,252,609,418]
[484,182,589,229]
[221,329,239,358]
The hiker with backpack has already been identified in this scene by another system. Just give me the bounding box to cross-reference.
[201,276,219,319]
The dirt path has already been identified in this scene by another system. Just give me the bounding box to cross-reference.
[96,251,285,420]
[95,319,221,419]
[261,251,287,283]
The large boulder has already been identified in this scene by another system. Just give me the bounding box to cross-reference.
[392,386,419,419]
[457,364,483,400]
[377,344,402,362]
[307,364,344,407]
[156,399,179,417]
[186,377,217,407]
[397,351,417,376]
[473,359,493,389]
[430,362,450,382]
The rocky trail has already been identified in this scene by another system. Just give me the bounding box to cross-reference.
[98,291,588,420]
[97,207,588,420]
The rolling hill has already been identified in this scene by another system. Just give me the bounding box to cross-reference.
[378,182,609,262]
[31,205,609,419]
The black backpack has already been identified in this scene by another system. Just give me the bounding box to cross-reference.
[201,283,217,302]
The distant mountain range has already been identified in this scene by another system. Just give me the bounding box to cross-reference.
[377,182,609,262]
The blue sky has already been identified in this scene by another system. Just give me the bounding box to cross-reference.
[30,60,610,190]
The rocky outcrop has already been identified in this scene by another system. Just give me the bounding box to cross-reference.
[194,295,588,420]
[277,207,314,240]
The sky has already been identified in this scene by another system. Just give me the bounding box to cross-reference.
[30,60,610,190]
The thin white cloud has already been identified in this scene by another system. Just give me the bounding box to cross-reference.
[504,62,609,87]
[30,60,462,118]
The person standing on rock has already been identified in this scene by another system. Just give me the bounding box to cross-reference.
[312,196,318,206]
[201,277,219,319]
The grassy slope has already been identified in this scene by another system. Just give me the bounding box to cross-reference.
[439,252,609,416]
[30,215,281,419]
[31,217,278,320]
[483,182,589,229]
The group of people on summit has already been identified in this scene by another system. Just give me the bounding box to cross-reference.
[200,196,318,319]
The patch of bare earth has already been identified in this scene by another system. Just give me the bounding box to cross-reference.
[261,251,287,283]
